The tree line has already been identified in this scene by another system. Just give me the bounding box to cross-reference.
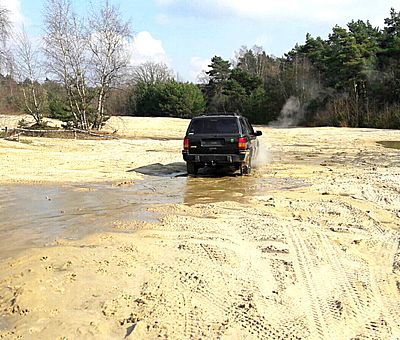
[0,4,399,129]
[201,8,400,128]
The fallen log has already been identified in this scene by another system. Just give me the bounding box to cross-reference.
[10,128,118,140]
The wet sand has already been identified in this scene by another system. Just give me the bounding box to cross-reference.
[0,116,400,339]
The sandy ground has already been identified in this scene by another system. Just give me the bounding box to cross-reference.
[0,116,188,184]
[0,115,399,339]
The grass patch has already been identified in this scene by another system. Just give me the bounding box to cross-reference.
[19,139,33,145]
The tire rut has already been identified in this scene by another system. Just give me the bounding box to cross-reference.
[287,225,330,339]
[287,215,399,339]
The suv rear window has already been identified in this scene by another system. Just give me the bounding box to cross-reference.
[188,117,239,134]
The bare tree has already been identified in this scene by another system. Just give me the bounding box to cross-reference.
[88,0,131,129]
[0,5,11,74]
[0,6,10,43]
[197,69,210,85]
[43,0,91,129]
[234,45,277,79]
[131,61,174,85]
[14,27,47,125]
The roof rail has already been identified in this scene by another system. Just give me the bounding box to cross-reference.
[198,112,241,117]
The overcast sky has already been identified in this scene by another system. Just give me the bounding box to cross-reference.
[1,0,398,81]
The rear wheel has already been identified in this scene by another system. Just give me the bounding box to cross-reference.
[240,164,248,176]
[187,162,198,176]
[239,160,251,176]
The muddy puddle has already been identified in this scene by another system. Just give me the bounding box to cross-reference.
[0,166,308,259]
[377,141,400,150]
[184,174,307,204]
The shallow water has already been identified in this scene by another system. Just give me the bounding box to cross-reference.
[184,174,306,204]
[377,141,400,150]
[0,168,308,259]
[0,178,184,258]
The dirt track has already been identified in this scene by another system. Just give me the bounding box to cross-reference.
[0,116,399,339]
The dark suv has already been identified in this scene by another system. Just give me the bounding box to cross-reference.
[182,113,262,175]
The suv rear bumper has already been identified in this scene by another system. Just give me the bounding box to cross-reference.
[182,151,248,164]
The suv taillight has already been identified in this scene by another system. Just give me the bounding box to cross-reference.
[238,137,247,150]
[183,136,189,150]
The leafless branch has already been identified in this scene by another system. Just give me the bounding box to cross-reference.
[13,27,47,124]
[43,0,90,129]
[88,0,131,129]
[131,61,174,85]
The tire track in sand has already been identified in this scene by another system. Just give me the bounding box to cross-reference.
[287,225,330,339]
[314,230,395,338]
[287,216,399,339]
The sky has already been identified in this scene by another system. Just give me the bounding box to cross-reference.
[1,0,398,82]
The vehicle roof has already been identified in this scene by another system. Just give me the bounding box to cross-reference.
[192,113,242,119]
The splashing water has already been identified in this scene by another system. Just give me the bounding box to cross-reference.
[253,141,271,168]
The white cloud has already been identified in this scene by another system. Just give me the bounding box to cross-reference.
[189,56,210,82]
[157,0,395,26]
[1,0,25,29]
[128,31,169,66]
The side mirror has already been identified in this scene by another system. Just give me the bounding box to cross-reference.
[255,130,262,136]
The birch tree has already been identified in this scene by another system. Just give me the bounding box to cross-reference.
[14,28,47,125]
[0,5,11,73]
[88,0,131,129]
[43,0,91,129]
[0,5,10,45]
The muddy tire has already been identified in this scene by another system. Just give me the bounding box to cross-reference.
[239,158,252,176]
[187,162,198,176]
[240,164,250,176]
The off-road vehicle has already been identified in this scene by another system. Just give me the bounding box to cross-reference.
[182,113,262,176]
